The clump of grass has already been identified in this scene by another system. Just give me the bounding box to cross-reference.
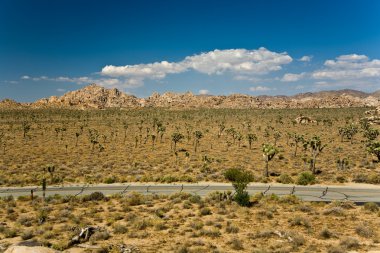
[323,207,345,216]
[226,222,239,233]
[289,215,311,228]
[200,227,221,238]
[21,229,34,240]
[339,236,359,250]
[125,192,144,206]
[113,223,128,234]
[229,237,244,250]
[320,227,333,239]
[355,223,374,238]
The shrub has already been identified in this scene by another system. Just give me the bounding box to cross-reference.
[226,223,239,233]
[83,192,105,202]
[355,223,374,238]
[289,216,311,228]
[199,207,212,216]
[104,177,116,184]
[113,223,128,234]
[364,202,379,212]
[21,230,34,240]
[279,195,299,204]
[190,220,204,230]
[224,168,253,207]
[229,237,244,250]
[296,172,316,185]
[126,192,144,206]
[277,174,294,184]
[320,227,333,239]
[200,228,221,238]
[4,228,18,238]
[323,207,344,216]
[327,245,345,253]
[339,236,359,249]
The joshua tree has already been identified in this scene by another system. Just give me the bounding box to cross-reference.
[151,134,156,150]
[158,126,166,143]
[218,123,225,138]
[171,132,184,152]
[292,134,304,157]
[303,136,327,174]
[123,122,128,143]
[75,132,81,147]
[262,143,279,177]
[367,141,380,161]
[363,128,379,142]
[339,124,359,143]
[88,129,99,152]
[273,131,281,146]
[236,132,243,147]
[247,133,257,150]
[22,121,31,139]
[45,165,55,182]
[42,178,47,202]
[194,130,203,152]
[185,124,193,143]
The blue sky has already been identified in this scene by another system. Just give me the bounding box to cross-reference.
[1,0,380,102]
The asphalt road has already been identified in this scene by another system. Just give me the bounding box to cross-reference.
[1,183,380,203]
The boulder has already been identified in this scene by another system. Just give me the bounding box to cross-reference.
[4,246,57,253]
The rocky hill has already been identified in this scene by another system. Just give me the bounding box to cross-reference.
[1,84,380,110]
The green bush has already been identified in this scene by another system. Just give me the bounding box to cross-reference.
[224,168,253,207]
[277,174,294,184]
[296,172,316,185]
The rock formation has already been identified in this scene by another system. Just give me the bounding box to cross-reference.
[1,84,380,110]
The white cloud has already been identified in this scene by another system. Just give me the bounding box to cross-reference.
[312,54,380,80]
[56,88,66,92]
[101,48,293,86]
[22,75,144,89]
[295,85,305,89]
[21,75,30,80]
[299,56,312,62]
[182,47,292,75]
[249,86,272,92]
[281,72,306,82]
[199,89,210,95]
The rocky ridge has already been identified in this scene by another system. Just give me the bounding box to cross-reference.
[1,84,380,110]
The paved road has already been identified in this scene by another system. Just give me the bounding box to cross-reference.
[1,183,380,203]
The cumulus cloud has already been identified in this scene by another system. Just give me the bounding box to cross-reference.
[182,48,292,75]
[299,55,312,62]
[22,75,143,89]
[101,48,292,85]
[312,54,380,80]
[281,72,306,82]
[249,86,273,92]
[199,89,210,95]
[18,48,293,90]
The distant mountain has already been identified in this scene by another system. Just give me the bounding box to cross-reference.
[1,84,379,109]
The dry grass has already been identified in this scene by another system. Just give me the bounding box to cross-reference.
[0,107,378,186]
[0,193,379,252]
